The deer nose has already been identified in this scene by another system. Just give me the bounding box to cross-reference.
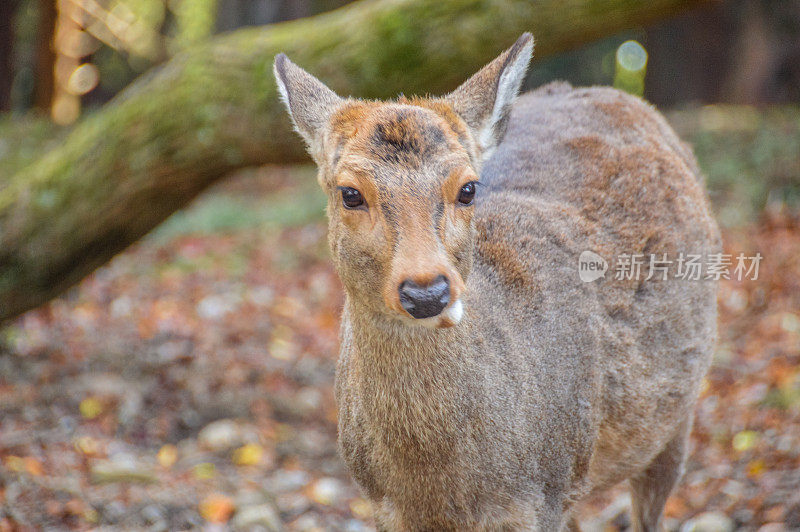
[398,275,451,319]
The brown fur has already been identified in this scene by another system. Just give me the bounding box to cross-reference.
[274,34,720,531]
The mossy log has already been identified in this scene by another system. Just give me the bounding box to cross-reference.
[0,0,710,322]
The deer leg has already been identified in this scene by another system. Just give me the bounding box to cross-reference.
[562,515,582,532]
[629,417,691,532]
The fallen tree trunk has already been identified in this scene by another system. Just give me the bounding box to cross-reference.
[0,0,711,322]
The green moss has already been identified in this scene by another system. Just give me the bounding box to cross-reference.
[0,0,715,321]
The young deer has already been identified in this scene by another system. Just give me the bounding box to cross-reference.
[274,33,720,531]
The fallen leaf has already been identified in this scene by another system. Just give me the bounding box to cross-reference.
[232,443,263,466]
[199,493,235,523]
[4,456,24,473]
[746,459,766,478]
[74,436,100,455]
[24,457,43,476]
[193,462,216,480]
[732,430,759,452]
[80,397,103,419]
[157,444,178,468]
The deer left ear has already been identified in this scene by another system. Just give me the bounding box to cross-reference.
[445,33,533,161]
[274,53,343,160]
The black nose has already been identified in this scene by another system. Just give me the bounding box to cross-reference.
[398,275,450,319]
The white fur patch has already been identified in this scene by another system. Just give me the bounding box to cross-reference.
[477,38,534,155]
[412,299,464,330]
[273,64,290,110]
[442,299,464,325]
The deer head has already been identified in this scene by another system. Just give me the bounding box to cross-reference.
[274,34,533,328]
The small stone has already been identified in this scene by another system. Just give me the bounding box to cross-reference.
[141,504,165,525]
[309,477,343,506]
[781,312,800,333]
[343,519,370,532]
[263,469,310,493]
[290,513,322,532]
[232,503,282,531]
[276,493,311,516]
[294,429,329,458]
[198,419,242,451]
[721,479,745,498]
[154,338,192,364]
[197,294,240,320]
[732,507,755,526]
[248,286,275,306]
[102,500,127,523]
[118,390,144,426]
[680,511,735,532]
[294,388,322,415]
[757,524,787,532]
[110,295,133,317]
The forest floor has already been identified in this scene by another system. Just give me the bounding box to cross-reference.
[1,154,799,531]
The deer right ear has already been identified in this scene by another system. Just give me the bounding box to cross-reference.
[445,33,533,162]
[274,53,342,157]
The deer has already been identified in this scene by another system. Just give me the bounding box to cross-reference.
[273,33,720,531]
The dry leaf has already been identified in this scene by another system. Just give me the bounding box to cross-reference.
[199,493,235,523]
[79,397,103,419]
[193,462,216,480]
[232,443,263,466]
[157,444,178,468]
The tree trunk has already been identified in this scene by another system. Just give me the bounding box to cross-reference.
[33,0,57,112]
[0,0,20,111]
[0,0,711,322]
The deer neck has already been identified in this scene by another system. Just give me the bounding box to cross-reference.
[343,297,472,366]
[341,296,477,443]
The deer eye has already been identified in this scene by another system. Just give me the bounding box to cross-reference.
[339,187,365,209]
[457,182,477,205]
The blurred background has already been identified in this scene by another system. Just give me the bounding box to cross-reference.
[1,0,799,530]
[2,0,800,117]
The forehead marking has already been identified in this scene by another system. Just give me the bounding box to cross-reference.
[370,109,447,162]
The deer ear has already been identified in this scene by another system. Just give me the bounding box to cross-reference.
[274,53,342,155]
[445,33,533,160]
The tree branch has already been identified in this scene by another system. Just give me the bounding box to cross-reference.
[0,0,711,321]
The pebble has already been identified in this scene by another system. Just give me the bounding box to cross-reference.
[293,428,329,458]
[276,493,311,517]
[232,503,282,531]
[141,504,164,524]
[757,524,787,532]
[294,388,322,415]
[310,477,344,506]
[290,514,323,532]
[198,419,242,451]
[263,469,310,493]
[680,511,735,532]
[197,294,240,320]
[102,500,127,523]
[343,519,371,532]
